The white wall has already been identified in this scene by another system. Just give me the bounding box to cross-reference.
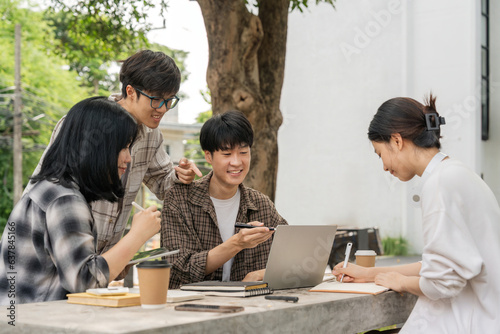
[276,0,493,254]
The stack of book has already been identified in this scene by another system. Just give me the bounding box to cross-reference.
[180,281,272,297]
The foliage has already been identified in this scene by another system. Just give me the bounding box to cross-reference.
[196,110,213,124]
[47,0,168,61]
[382,236,409,256]
[246,0,335,12]
[184,101,213,176]
[0,0,90,231]
[359,325,398,334]
[44,9,189,96]
[44,0,335,70]
[0,1,191,237]
[289,0,335,12]
[40,0,337,200]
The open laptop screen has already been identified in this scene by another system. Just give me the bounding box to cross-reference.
[262,225,337,290]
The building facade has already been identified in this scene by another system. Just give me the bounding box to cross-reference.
[276,0,499,253]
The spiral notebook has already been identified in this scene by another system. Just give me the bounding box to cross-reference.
[180,281,272,297]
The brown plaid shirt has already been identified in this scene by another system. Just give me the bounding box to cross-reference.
[161,172,288,289]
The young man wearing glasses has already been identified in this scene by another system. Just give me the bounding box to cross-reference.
[27,50,202,260]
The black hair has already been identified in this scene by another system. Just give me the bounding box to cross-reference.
[120,50,181,99]
[31,96,138,203]
[200,110,254,153]
[368,94,443,149]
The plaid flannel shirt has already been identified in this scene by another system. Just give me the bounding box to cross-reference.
[161,172,288,289]
[92,122,178,253]
[25,94,179,254]
[0,180,109,304]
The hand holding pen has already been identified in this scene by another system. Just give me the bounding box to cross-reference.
[132,201,145,212]
[232,222,274,250]
[128,202,161,242]
[340,242,353,283]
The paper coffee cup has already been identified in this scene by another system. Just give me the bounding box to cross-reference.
[136,260,172,309]
[355,250,377,267]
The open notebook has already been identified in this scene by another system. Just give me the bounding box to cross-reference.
[309,281,389,295]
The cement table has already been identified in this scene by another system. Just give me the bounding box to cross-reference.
[1,288,417,334]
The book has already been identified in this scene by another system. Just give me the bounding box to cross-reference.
[66,292,141,307]
[86,287,129,296]
[180,281,272,297]
[309,281,390,295]
[181,281,268,291]
[128,248,180,265]
[166,289,205,303]
[188,288,272,297]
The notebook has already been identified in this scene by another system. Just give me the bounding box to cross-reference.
[66,293,140,307]
[167,290,205,303]
[309,281,389,295]
[262,225,337,290]
[180,281,272,297]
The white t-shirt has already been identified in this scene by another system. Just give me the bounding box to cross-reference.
[401,157,500,333]
[211,189,241,281]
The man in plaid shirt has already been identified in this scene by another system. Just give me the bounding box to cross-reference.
[26,50,202,258]
[161,111,288,288]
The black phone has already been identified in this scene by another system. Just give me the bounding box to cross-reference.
[174,304,244,313]
[235,223,275,231]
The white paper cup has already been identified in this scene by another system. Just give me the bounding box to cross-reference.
[355,250,377,267]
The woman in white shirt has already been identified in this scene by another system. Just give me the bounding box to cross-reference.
[333,94,500,333]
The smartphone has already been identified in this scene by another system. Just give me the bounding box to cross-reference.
[128,248,180,265]
[174,304,244,313]
[235,223,275,231]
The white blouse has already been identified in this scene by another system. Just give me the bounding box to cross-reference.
[402,157,500,333]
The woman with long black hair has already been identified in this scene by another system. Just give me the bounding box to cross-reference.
[0,96,161,304]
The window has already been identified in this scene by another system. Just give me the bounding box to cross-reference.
[481,0,489,140]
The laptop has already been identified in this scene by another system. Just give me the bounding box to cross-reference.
[262,225,337,290]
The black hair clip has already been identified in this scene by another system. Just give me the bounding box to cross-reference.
[425,113,446,131]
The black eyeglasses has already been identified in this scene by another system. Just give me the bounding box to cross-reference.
[135,88,180,110]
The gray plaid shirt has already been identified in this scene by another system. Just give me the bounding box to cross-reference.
[92,122,178,254]
[25,95,179,255]
[0,180,109,304]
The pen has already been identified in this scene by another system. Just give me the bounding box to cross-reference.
[235,223,275,231]
[340,242,353,283]
[132,201,145,212]
[265,295,298,303]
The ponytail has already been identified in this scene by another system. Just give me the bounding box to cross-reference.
[368,93,445,149]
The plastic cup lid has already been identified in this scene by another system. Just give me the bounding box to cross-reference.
[354,250,377,256]
[136,260,172,268]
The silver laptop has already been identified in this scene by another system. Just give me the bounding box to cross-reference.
[263,225,337,290]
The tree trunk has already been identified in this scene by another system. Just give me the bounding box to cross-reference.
[197,0,289,202]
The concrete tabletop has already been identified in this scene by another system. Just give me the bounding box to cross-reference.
[2,288,417,334]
